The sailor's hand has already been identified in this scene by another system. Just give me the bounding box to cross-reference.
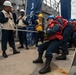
[18,16,22,20]
[44,30,46,33]
[8,14,11,19]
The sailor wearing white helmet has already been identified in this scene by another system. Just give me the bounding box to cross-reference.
[3,1,12,7]
[0,1,20,58]
[17,9,29,50]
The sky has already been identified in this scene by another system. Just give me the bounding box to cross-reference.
[71,0,76,18]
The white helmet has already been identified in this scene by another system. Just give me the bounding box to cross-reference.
[3,1,12,7]
[20,9,25,12]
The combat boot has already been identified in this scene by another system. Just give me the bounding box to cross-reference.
[39,57,52,74]
[13,47,20,54]
[55,51,67,60]
[2,51,8,58]
[35,43,38,47]
[33,52,43,63]
[26,47,29,50]
[26,45,29,50]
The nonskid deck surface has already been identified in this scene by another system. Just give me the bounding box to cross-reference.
[0,42,75,75]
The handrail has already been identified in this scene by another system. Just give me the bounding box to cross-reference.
[43,0,61,12]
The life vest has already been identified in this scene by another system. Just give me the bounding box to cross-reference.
[62,19,68,28]
[47,20,63,40]
[18,15,27,27]
[35,19,43,31]
[55,16,68,29]
[1,10,15,30]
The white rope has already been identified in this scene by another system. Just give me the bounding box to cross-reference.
[0,27,38,33]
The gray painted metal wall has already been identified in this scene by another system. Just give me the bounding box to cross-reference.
[41,3,59,29]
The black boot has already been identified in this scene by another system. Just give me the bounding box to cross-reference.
[35,43,38,47]
[33,52,43,63]
[2,51,8,58]
[39,57,52,74]
[55,49,60,54]
[65,50,69,55]
[26,45,29,50]
[13,48,20,54]
[68,43,72,48]
[55,51,67,60]
[26,47,29,50]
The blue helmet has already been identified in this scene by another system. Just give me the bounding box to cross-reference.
[69,18,76,21]
[47,15,55,21]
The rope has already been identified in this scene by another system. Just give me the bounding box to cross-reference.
[0,27,38,33]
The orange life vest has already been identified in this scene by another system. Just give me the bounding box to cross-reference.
[62,19,68,28]
[55,16,68,29]
[47,20,63,40]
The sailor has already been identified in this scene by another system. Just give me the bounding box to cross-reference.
[0,1,20,58]
[17,9,29,50]
[35,13,44,47]
[33,15,63,74]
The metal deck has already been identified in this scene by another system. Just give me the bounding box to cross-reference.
[0,42,75,75]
